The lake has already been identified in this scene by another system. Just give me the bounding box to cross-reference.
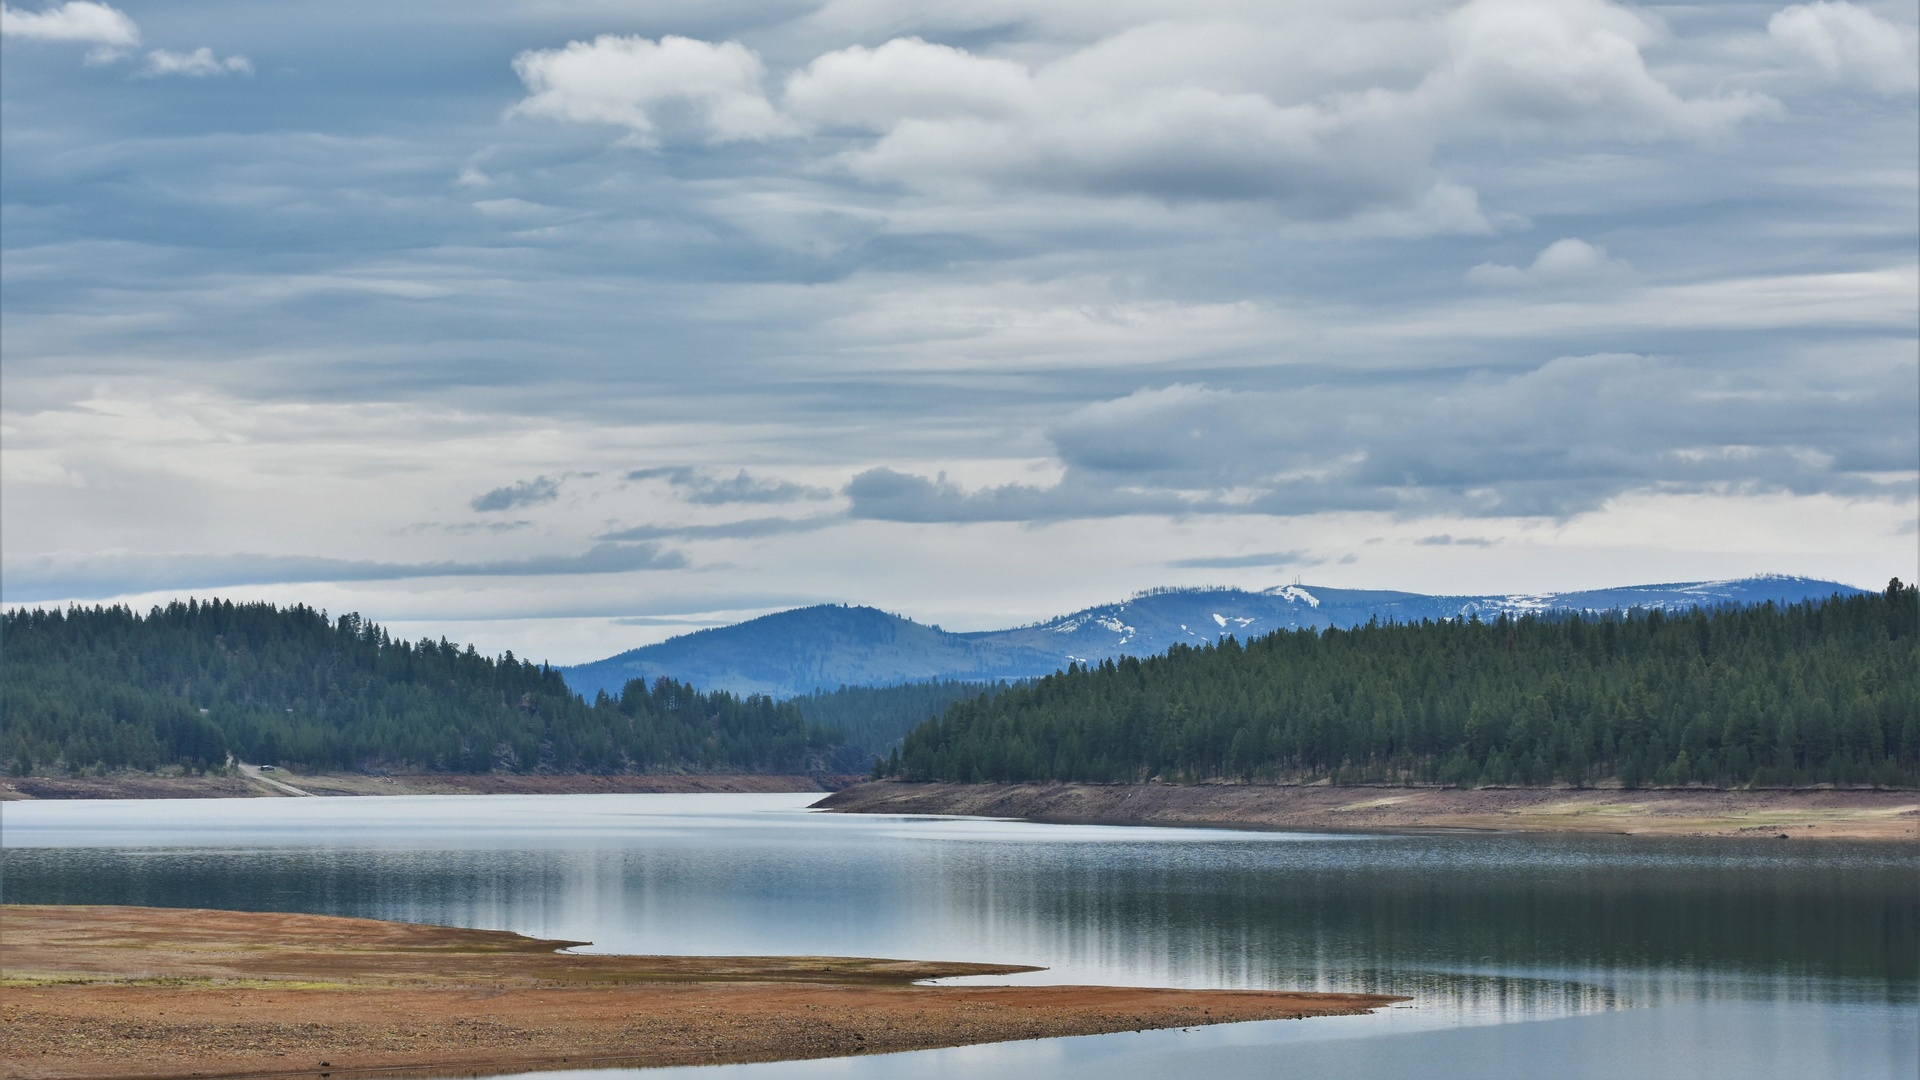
[2,792,1913,1078]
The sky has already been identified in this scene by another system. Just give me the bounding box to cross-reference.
[2,0,1915,664]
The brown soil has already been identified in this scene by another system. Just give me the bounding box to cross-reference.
[0,773,854,801]
[0,906,1398,1080]
[0,775,261,801]
[815,781,1920,841]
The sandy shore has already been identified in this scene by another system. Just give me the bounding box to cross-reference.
[814,781,1920,841]
[0,906,1399,1080]
[0,772,854,801]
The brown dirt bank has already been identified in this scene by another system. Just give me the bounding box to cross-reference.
[814,781,1920,841]
[1,773,855,801]
[0,906,1399,1080]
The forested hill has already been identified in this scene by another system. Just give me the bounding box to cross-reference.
[880,582,1920,789]
[561,575,1862,699]
[0,600,860,776]
[790,680,1007,757]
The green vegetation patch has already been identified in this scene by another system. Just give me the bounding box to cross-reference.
[1,601,856,776]
[880,582,1919,789]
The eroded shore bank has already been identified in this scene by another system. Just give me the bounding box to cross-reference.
[0,906,1399,1080]
[814,781,1920,840]
[0,772,854,801]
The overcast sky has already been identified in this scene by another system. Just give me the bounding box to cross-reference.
[3,0,1915,662]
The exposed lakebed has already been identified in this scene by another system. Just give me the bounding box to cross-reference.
[2,792,1914,1079]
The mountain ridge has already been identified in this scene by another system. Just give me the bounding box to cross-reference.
[559,575,1869,700]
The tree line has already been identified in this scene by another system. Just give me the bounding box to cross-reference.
[790,679,1006,754]
[878,582,1919,789]
[0,599,865,776]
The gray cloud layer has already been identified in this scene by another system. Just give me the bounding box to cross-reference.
[0,0,1913,623]
[847,351,1917,522]
[3,543,684,602]
[628,467,833,504]
[598,515,840,541]
[472,476,561,512]
[1167,551,1316,569]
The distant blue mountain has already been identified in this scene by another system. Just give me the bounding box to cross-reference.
[560,575,1867,700]
[562,605,1060,702]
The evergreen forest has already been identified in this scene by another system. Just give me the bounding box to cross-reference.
[790,680,1005,755]
[879,583,1919,789]
[0,600,862,776]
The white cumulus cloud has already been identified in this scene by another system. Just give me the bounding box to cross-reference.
[510,34,795,145]
[508,0,1773,228]
[142,47,251,77]
[1424,0,1771,139]
[5,2,251,75]
[1768,1,1919,96]
[0,1,137,45]
[785,37,1034,133]
[1468,238,1634,288]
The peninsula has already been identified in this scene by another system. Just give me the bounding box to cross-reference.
[0,906,1402,1079]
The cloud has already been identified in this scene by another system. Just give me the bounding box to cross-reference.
[509,34,794,145]
[802,30,1446,212]
[141,46,251,77]
[1,0,1912,619]
[784,37,1032,133]
[1426,0,1771,140]
[611,614,737,628]
[1,4,247,76]
[0,1,137,46]
[1167,550,1316,569]
[825,0,1758,205]
[404,520,534,535]
[598,515,841,541]
[841,80,1438,212]
[843,467,1189,523]
[1,543,686,602]
[1468,238,1633,288]
[1768,1,1919,96]
[506,0,1767,223]
[1416,534,1501,547]
[471,476,561,512]
[848,353,1918,523]
[627,466,832,504]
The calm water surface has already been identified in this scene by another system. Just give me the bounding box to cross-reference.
[2,793,1913,1078]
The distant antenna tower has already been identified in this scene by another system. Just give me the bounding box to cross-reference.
[1292,575,1302,586]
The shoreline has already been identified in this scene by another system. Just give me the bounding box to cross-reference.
[813,780,1920,841]
[0,772,856,801]
[0,905,1400,1080]
[8,773,1911,840]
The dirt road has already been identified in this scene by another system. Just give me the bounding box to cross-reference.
[235,763,314,797]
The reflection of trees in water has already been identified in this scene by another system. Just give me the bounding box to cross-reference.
[905,837,1917,997]
[7,832,1912,1010]
[0,847,566,933]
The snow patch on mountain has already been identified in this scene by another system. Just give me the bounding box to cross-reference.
[1500,594,1557,612]
[560,575,1870,699]
[1267,584,1321,608]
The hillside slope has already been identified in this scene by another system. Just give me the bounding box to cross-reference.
[975,576,1867,662]
[1,600,853,776]
[881,582,1919,789]
[563,605,1057,701]
[562,575,1866,699]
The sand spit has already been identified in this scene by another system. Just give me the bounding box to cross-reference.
[0,906,1400,1080]
[815,781,1920,841]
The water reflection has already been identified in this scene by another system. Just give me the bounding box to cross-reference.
[2,792,1914,1076]
[7,791,1912,1076]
